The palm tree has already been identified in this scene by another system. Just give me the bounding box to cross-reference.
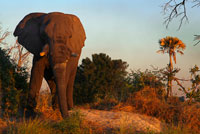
[157,36,186,97]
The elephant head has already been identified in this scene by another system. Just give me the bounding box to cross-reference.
[14,12,86,118]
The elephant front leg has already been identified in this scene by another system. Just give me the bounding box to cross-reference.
[26,56,47,118]
[66,57,79,110]
[53,62,69,118]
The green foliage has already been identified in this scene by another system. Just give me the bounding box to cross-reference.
[187,65,200,102]
[0,47,29,117]
[127,69,166,96]
[74,53,129,104]
[52,110,84,134]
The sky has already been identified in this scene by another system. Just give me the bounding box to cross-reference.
[0,0,200,95]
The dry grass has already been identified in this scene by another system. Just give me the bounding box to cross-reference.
[124,86,200,133]
[178,102,200,133]
[36,90,62,121]
[91,96,119,110]
[1,88,199,133]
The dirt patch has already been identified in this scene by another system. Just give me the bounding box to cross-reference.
[80,108,165,133]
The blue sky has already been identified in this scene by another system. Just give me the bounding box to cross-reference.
[0,0,200,89]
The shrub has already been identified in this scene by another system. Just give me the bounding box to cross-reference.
[127,69,165,93]
[91,94,119,110]
[0,48,29,117]
[74,53,129,104]
[128,86,200,133]
[178,102,200,133]
[128,87,182,124]
[52,110,83,134]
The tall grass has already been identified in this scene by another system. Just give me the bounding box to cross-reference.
[6,110,91,134]
[7,118,52,134]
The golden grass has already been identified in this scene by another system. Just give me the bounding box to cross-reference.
[125,86,200,133]
[36,90,62,121]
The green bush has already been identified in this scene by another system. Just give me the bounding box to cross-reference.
[0,48,29,117]
[74,53,129,104]
[52,110,83,134]
[127,69,165,96]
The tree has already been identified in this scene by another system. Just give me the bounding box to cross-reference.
[157,36,186,97]
[175,65,200,102]
[74,53,129,104]
[0,26,10,45]
[0,25,30,71]
[0,47,29,117]
[7,41,30,72]
[188,65,200,102]
[163,0,200,29]
[0,27,29,117]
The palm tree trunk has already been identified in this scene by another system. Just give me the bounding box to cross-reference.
[167,52,173,97]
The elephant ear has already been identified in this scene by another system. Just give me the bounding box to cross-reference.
[13,13,46,55]
[67,14,86,55]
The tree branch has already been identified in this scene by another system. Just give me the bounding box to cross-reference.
[163,0,200,29]
[0,31,10,45]
[174,77,189,94]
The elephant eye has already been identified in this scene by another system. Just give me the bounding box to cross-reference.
[56,39,65,44]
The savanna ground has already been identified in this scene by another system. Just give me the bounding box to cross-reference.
[0,87,200,134]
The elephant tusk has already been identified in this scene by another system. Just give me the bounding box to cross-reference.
[40,52,46,56]
[71,53,78,57]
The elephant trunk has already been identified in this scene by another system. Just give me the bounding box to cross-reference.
[53,62,68,118]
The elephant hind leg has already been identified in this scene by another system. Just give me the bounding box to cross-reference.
[44,68,59,110]
[46,80,58,110]
[49,81,59,110]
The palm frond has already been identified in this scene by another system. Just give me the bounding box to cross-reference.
[194,40,200,46]
[194,35,200,41]
[177,50,184,55]
[156,50,165,54]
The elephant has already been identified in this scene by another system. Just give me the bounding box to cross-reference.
[13,12,86,118]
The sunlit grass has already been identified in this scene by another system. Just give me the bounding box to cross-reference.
[5,109,91,134]
[7,118,52,134]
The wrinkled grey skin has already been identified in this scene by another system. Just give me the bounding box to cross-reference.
[14,12,86,118]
